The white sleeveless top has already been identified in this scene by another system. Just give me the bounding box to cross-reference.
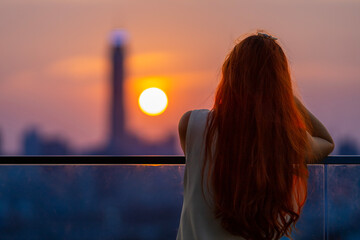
[177,109,245,240]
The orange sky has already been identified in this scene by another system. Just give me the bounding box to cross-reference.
[0,0,359,154]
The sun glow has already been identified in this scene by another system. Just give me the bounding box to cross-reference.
[138,87,168,116]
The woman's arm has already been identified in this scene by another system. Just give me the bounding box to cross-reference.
[294,97,335,163]
[178,111,192,154]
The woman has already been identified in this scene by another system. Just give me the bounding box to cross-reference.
[177,32,334,240]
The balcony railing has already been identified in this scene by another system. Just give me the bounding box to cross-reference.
[0,155,358,239]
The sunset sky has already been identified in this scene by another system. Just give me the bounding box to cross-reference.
[0,0,359,154]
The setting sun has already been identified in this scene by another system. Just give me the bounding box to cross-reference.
[138,87,168,116]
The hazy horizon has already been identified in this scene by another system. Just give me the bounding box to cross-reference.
[1,0,359,154]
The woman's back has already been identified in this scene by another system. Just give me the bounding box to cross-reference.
[177,32,334,240]
[177,109,245,240]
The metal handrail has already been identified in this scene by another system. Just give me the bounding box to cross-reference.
[0,155,358,165]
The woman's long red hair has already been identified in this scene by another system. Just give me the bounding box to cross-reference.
[203,33,310,239]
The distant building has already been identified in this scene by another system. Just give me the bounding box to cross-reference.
[102,30,177,155]
[0,129,2,155]
[338,138,359,155]
[40,138,70,155]
[81,30,178,155]
[22,128,71,155]
[108,30,127,153]
[23,128,42,155]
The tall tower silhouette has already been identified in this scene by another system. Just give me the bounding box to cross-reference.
[100,29,177,155]
[109,30,127,151]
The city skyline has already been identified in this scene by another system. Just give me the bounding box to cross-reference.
[0,0,359,154]
[19,29,178,155]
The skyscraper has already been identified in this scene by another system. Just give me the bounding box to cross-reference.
[87,29,178,155]
[109,30,127,153]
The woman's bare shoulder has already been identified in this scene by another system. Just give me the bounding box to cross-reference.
[178,111,192,153]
